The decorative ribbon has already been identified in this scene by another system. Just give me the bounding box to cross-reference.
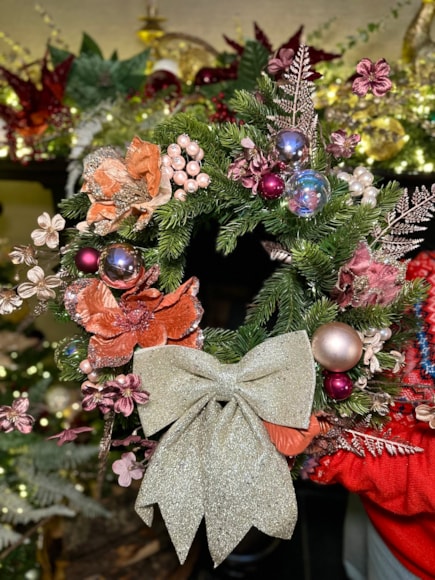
[133,331,316,567]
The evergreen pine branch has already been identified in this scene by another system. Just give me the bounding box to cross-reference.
[341,303,394,331]
[245,267,305,331]
[0,487,76,526]
[0,525,21,552]
[234,40,270,91]
[157,256,186,292]
[59,193,90,221]
[229,89,274,130]
[202,327,239,362]
[215,197,267,255]
[301,297,339,337]
[291,239,338,292]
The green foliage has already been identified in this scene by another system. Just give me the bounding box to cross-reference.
[49,34,150,109]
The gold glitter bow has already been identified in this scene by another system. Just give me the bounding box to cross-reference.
[133,331,316,567]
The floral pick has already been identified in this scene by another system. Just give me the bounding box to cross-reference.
[0,52,74,158]
[352,58,392,97]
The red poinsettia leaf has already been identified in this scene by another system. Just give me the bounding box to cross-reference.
[0,66,38,110]
[253,22,273,53]
[40,53,75,103]
[278,25,304,52]
[307,45,341,65]
[223,34,245,56]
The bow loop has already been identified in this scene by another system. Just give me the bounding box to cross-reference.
[133,331,316,566]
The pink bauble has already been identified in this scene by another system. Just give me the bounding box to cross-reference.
[161,165,174,179]
[258,172,285,200]
[196,173,210,188]
[186,141,200,157]
[195,148,204,161]
[186,160,200,176]
[173,170,188,185]
[167,143,181,157]
[74,247,100,273]
[79,359,93,375]
[184,179,199,193]
[171,155,186,170]
[311,322,363,372]
[161,154,172,167]
[323,371,354,401]
[177,134,191,148]
[174,189,187,201]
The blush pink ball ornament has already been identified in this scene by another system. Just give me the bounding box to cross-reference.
[323,371,354,401]
[311,322,363,372]
[258,172,285,200]
[186,141,200,157]
[177,134,191,148]
[173,170,188,185]
[196,173,210,188]
[74,247,101,274]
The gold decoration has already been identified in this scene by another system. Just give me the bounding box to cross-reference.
[402,0,435,71]
[136,1,219,83]
[133,332,316,566]
[359,116,407,162]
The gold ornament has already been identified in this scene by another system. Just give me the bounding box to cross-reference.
[311,322,363,372]
[402,0,435,72]
[359,116,407,162]
[136,1,219,83]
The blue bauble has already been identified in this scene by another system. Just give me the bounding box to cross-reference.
[284,170,331,218]
[274,129,310,168]
[98,243,144,289]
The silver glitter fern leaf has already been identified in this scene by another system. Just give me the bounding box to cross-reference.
[268,45,317,141]
[371,184,435,259]
[342,428,424,458]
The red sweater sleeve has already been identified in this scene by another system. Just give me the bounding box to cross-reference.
[309,415,435,579]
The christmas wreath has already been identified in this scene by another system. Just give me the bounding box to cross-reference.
[2,45,435,566]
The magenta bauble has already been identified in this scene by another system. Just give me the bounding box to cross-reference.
[74,247,101,274]
[258,172,285,200]
[323,371,354,401]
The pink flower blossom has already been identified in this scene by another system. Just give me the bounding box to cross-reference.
[326,129,361,159]
[228,139,272,194]
[352,58,392,97]
[105,373,150,417]
[331,242,406,308]
[0,397,34,433]
[267,48,295,75]
[81,381,116,414]
[47,426,94,446]
[112,451,145,487]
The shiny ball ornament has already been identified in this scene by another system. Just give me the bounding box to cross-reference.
[74,247,100,274]
[359,117,406,162]
[323,371,354,401]
[258,172,285,200]
[98,243,144,289]
[284,170,331,218]
[311,322,363,372]
[45,384,78,413]
[274,129,310,168]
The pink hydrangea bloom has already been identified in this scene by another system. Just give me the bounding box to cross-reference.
[0,397,34,434]
[105,373,150,417]
[112,451,145,487]
[81,381,116,414]
[331,242,405,308]
[352,58,392,97]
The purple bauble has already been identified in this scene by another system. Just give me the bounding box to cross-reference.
[98,243,144,289]
[323,371,354,401]
[258,172,285,200]
[74,247,101,274]
[274,129,310,168]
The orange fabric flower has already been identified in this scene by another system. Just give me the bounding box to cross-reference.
[80,137,172,235]
[263,414,322,456]
[64,276,203,369]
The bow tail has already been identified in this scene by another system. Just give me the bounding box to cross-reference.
[203,399,298,567]
[135,402,207,564]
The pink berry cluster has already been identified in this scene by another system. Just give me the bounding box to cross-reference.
[161,134,211,201]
